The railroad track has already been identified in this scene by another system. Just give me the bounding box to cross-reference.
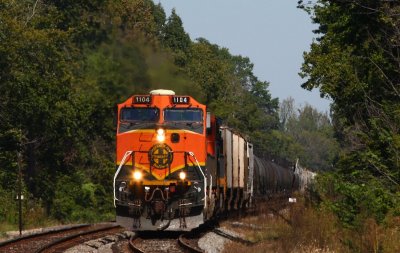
[178,233,204,252]
[129,231,203,253]
[127,227,253,253]
[0,223,123,253]
[1,221,254,253]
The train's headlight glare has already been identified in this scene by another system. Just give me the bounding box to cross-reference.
[179,171,186,180]
[157,128,164,135]
[156,128,165,142]
[133,170,143,181]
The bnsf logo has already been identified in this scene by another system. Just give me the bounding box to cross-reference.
[149,144,173,169]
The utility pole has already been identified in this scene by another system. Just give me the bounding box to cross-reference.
[17,151,22,236]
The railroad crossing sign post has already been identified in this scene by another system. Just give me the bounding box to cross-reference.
[17,151,23,236]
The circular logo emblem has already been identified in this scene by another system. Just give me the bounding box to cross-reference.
[149,144,173,169]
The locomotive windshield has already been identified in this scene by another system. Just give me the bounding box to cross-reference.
[119,107,159,133]
[164,108,203,133]
[121,107,159,121]
[164,108,203,122]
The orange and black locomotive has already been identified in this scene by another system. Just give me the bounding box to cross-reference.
[114,89,221,231]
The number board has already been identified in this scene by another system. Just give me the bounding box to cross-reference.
[172,96,190,104]
[133,96,151,104]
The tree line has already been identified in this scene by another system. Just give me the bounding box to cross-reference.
[297,0,400,250]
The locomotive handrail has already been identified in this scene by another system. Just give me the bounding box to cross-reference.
[113,150,133,207]
[187,151,207,209]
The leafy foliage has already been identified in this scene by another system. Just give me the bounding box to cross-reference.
[277,98,339,170]
[298,0,400,228]
[186,38,279,151]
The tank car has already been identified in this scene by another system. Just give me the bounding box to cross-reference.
[253,156,299,197]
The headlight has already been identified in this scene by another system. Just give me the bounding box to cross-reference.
[133,170,143,181]
[156,128,165,142]
[179,171,186,180]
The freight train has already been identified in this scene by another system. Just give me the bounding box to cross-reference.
[114,90,302,231]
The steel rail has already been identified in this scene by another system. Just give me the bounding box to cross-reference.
[128,234,145,253]
[178,233,204,253]
[34,224,122,253]
[129,232,204,253]
[213,228,254,245]
[0,224,90,251]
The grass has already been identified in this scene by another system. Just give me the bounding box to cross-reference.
[0,204,62,240]
[221,195,400,253]
[0,222,17,239]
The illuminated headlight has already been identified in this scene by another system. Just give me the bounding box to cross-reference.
[133,170,143,181]
[156,128,165,142]
[179,171,186,180]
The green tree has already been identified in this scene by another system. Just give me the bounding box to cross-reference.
[277,98,338,170]
[186,38,279,152]
[298,0,400,225]
[162,9,191,66]
[0,0,166,224]
[152,3,167,39]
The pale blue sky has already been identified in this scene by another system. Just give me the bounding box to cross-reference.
[157,0,331,112]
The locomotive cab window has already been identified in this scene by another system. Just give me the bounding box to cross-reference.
[119,107,159,133]
[164,108,204,134]
[164,108,202,122]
